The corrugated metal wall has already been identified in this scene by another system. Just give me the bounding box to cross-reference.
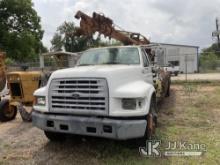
[156,44,198,73]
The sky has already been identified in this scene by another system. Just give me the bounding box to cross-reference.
[32,0,220,50]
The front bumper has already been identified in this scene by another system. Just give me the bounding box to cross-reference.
[32,111,147,140]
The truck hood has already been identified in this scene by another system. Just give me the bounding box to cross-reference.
[49,65,143,80]
[35,64,155,116]
[48,65,147,98]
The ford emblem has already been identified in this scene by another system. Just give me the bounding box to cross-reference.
[72,93,80,99]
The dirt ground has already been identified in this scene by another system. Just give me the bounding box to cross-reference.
[0,83,220,165]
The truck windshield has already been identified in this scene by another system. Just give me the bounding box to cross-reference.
[78,47,140,66]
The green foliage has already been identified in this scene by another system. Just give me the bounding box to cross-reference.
[51,33,63,51]
[0,0,44,61]
[59,22,87,52]
[183,83,198,102]
[199,52,220,71]
[4,57,15,65]
[51,22,121,52]
[199,43,220,72]
[40,45,48,54]
[202,43,220,57]
[51,22,93,52]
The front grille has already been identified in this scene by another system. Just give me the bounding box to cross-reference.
[49,78,109,115]
[10,83,22,97]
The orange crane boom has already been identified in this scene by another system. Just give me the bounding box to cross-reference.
[74,11,150,45]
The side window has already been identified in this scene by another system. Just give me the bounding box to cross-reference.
[141,50,149,67]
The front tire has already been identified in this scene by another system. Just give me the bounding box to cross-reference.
[44,131,66,142]
[146,97,157,140]
[0,100,17,122]
[136,97,158,146]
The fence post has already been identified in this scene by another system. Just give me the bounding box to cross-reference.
[185,54,188,82]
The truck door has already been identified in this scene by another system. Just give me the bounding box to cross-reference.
[141,49,153,84]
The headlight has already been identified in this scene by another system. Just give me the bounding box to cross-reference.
[122,98,136,110]
[35,96,46,106]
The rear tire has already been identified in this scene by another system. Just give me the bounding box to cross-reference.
[0,100,17,122]
[44,131,66,142]
[166,81,170,97]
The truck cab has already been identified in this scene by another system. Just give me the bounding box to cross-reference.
[164,61,180,76]
[32,46,170,141]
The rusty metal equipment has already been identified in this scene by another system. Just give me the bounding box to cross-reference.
[0,52,7,94]
[74,10,150,45]
[74,11,159,64]
[0,52,17,121]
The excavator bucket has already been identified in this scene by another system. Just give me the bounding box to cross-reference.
[18,103,32,122]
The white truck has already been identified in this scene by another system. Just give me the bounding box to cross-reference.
[32,46,170,141]
[163,64,180,76]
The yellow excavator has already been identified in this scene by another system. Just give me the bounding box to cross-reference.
[0,51,80,122]
[0,51,41,122]
[0,52,15,121]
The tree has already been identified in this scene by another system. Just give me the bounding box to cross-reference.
[51,22,117,52]
[202,43,220,57]
[200,43,220,71]
[199,52,220,71]
[0,0,44,61]
[51,22,94,52]
[51,33,63,51]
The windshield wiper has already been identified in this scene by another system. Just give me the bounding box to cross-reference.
[78,64,93,66]
[100,62,121,65]
[78,62,130,66]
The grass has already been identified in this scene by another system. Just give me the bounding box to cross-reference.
[96,83,220,165]
[0,83,220,165]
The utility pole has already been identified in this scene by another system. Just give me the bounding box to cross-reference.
[216,18,220,48]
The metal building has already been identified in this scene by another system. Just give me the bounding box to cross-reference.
[152,43,199,73]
